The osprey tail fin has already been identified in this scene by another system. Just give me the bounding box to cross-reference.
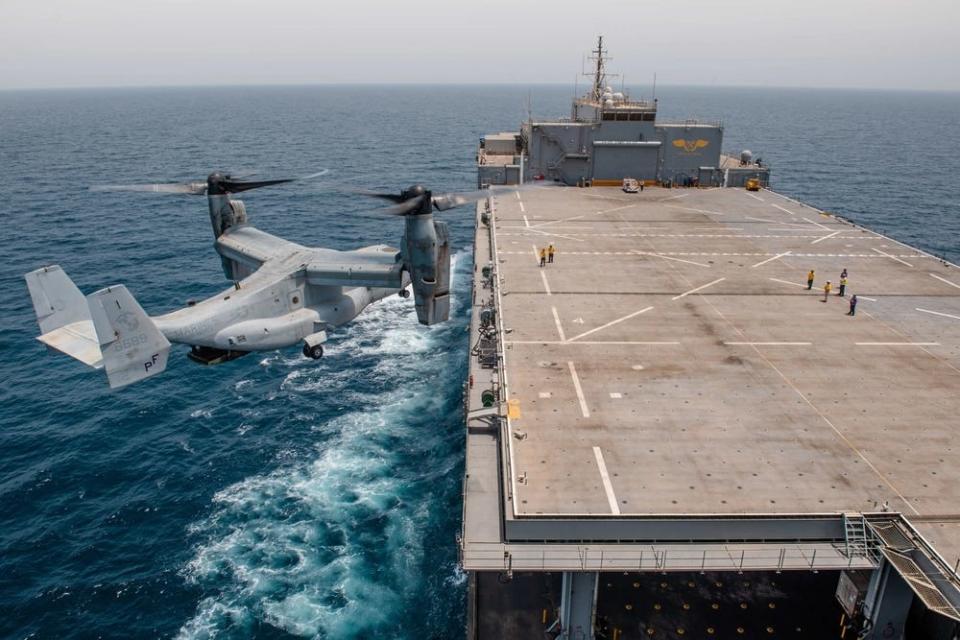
[87,285,171,388]
[24,266,170,388]
[25,265,103,368]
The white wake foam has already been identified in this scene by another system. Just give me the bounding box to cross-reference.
[178,251,470,638]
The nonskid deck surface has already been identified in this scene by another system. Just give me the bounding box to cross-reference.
[484,185,960,563]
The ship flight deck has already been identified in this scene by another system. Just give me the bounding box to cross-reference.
[462,184,960,595]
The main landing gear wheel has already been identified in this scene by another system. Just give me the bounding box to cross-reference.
[398,288,410,299]
[304,344,324,359]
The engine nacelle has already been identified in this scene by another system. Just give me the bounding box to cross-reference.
[402,213,450,325]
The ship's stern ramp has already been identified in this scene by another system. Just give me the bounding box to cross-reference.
[463,186,960,637]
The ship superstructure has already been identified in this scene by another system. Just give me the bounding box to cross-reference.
[478,36,768,189]
[462,39,960,639]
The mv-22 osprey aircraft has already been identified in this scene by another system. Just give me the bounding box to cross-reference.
[25,171,499,388]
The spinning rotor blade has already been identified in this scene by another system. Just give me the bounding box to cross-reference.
[90,168,329,196]
[90,182,208,195]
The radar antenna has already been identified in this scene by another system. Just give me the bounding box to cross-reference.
[584,35,619,102]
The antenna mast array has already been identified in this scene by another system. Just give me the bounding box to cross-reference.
[584,35,619,102]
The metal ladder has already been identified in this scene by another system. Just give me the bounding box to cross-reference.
[843,513,870,559]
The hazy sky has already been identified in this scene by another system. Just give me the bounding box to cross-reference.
[2,0,959,91]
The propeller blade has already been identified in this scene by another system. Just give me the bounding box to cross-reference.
[380,195,425,215]
[221,178,295,193]
[353,190,409,204]
[90,182,207,195]
[431,183,544,211]
[91,168,328,196]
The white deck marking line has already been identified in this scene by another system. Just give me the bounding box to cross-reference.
[751,251,791,268]
[746,192,765,201]
[521,226,585,243]
[769,277,806,288]
[802,216,830,231]
[916,308,960,321]
[540,270,552,296]
[506,340,680,345]
[744,215,776,223]
[566,306,655,343]
[872,247,913,267]
[670,205,727,216]
[522,214,529,228]
[811,230,842,245]
[593,446,621,515]
[531,244,540,262]
[930,273,960,289]
[568,361,590,418]
[690,288,921,516]
[858,296,877,301]
[855,342,940,346]
[724,341,812,346]
[770,203,796,216]
[633,250,710,268]
[551,306,566,341]
[518,201,526,213]
[531,203,636,229]
[672,277,726,300]
[662,192,690,201]
[515,191,521,201]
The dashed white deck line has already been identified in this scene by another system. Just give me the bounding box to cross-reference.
[724,341,812,346]
[811,230,843,245]
[551,306,566,341]
[531,203,636,229]
[633,250,711,268]
[672,277,726,301]
[609,392,622,399]
[745,215,776,223]
[522,226,585,243]
[523,214,529,227]
[540,270,552,296]
[505,340,680,345]
[515,191,522,201]
[746,192,765,202]
[566,306,655,343]
[769,277,806,288]
[770,203,796,216]
[872,247,914,267]
[802,217,830,231]
[500,250,926,259]
[671,205,727,216]
[858,296,878,302]
[538,391,552,398]
[930,273,960,290]
[568,361,590,418]
[855,342,940,346]
[662,192,690,201]
[916,308,960,321]
[531,244,540,262]
[592,446,621,515]
[751,251,792,268]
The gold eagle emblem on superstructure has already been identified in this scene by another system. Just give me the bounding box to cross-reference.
[672,139,710,153]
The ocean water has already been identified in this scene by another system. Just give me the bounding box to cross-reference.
[0,85,958,639]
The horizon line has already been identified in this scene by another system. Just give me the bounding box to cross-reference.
[1,81,958,95]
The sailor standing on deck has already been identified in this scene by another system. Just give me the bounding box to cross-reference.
[838,275,848,297]
[823,281,832,302]
[848,295,858,316]
[539,247,547,268]
[547,244,556,264]
[807,269,815,290]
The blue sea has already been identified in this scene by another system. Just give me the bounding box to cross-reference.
[1,85,958,639]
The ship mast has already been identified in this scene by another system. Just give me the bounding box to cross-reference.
[590,35,607,102]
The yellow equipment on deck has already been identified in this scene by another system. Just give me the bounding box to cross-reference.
[746,178,761,191]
